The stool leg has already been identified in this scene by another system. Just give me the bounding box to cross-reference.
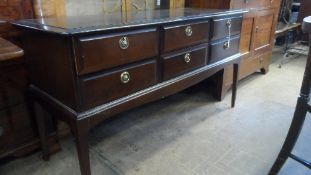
[33,101,50,160]
[268,97,308,174]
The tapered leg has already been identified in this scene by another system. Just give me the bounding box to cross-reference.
[33,101,50,160]
[74,120,91,175]
[213,68,231,101]
[231,63,239,108]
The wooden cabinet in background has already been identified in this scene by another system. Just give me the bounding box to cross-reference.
[186,0,281,99]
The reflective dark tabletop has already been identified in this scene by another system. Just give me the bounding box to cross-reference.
[12,8,246,35]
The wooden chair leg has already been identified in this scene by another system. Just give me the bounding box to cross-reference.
[74,120,91,175]
[33,101,50,160]
[231,63,239,108]
[268,97,308,175]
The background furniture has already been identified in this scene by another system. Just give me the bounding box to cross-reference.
[186,0,282,99]
[31,0,186,17]
[269,16,311,174]
[14,8,245,175]
[0,0,59,160]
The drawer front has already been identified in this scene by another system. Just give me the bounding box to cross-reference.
[80,60,157,109]
[163,21,209,53]
[211,16,243,41]
[209,36,240,64]
[162,45,207,81]
[76,28,158,75]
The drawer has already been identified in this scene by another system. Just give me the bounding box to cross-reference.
[209,36,240,64]
[76,28,158,75]
[211,16,243,41]
[80,60,157,109]
[162,45,207,81]
[163,21,209,53]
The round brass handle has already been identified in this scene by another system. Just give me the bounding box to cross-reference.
[226,19,232,28]
[185,26,193,37]
[223,41,230,50]
[120,71,130,84]
[184,53,191,63]
[119,37,129,49]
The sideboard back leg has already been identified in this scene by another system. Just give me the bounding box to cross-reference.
[33,101,50,160]
[231,63,240,108]
[74,120,91,175]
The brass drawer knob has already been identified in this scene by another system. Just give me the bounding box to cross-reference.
[223,41,230,50]
[120,71,130,84]
[119,37,129,49]
[226,19,232,28]
[184,53,191,63]
[185,26,193,37]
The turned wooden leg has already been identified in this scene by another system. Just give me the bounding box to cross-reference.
[269,97,308,174]
[74,120,91,175]
[231,63,239,108]
[33,101,50,160]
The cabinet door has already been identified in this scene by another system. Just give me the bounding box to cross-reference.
[239,14,254,58]
[252,9,275,56]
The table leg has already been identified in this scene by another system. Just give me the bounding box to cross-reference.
[74,120,91,175]
[231,63,239,108]
[33,101,50,160]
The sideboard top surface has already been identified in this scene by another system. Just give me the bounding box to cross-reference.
[11,8,246,35]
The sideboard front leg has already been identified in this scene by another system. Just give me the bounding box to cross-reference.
[231,63,240,108]
[74,120,91,175]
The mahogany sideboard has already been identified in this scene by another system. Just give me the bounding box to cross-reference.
[13,8,246,175]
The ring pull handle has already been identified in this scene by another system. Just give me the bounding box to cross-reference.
[185,26,193,37]
[226,19,232,28]
[120,71,130,84]
[119,37,129,49]
[184,53,191,63]
[224,41,230,50]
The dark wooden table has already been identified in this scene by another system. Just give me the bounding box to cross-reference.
[12,8,246,175]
